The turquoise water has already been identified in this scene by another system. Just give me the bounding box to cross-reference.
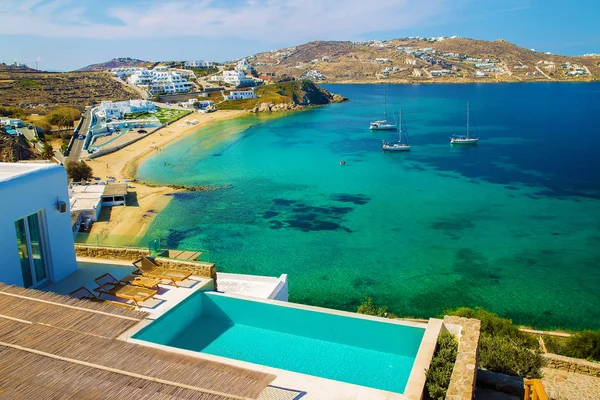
[134,292,424,393]
[138,83,600,330]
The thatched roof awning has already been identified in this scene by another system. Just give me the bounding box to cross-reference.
[0,284,275,399]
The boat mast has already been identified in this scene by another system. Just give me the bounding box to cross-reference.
[384,88,388,121]
[398,109,403,143]
[466,101,470,139]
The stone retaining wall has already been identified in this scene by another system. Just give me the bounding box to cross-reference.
[75,245,150,261]
[543,353,600,378]
[443,316,482,400]
[75,245,217,288]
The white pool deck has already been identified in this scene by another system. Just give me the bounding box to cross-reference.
[43,258,442,399]
[43,258,290,319]
[122,291,443,400]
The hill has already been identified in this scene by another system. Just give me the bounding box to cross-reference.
[218,80,347,112]
[76,57,152,72]
[0,70,139,109]
[249,38,600,84]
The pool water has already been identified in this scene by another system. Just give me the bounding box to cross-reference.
[134,292,425,394]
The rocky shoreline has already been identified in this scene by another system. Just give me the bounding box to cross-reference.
[248,93,348,113]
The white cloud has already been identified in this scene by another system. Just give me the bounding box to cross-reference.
[0,0,461,41]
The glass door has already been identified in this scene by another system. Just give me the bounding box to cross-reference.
[14,212,49,288]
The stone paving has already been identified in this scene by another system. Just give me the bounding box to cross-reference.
[542,368,600,400]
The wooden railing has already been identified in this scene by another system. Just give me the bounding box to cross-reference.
[524,379,549,400]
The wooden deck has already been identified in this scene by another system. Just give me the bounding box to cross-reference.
[0,284,275,399]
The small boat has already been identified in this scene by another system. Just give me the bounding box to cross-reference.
[370,88,397,130]
[451,102,479,145]
[383,109,411,152]
[340,160,346,165]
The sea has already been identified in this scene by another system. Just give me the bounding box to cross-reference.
[138,83,600,330]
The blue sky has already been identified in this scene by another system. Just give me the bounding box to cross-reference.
[0,0,598,71]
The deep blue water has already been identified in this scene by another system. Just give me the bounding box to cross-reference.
[139,83,600,330]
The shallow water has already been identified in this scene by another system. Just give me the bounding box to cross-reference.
[138,83,600,330]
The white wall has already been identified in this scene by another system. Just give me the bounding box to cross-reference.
[0,164,78,286]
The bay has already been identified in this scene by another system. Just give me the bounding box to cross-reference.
[138,83,600,330]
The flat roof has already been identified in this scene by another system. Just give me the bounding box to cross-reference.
[103,183,128,197]
[70,184,105,194]
[0,162,59,182]
[70,197,101,212]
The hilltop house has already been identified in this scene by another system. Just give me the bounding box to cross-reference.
[224,89,257,101]
[0,163,77,288]
[223,70,255,87]
[126,67,194,95]
[184,60,213,68]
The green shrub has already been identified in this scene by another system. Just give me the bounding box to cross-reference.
[480,335,544,378]
[425,332,458,400]
[447,307,538,348]
[45,107,81,128]
[543,335,569,355]
[357,297,389,318]
[545,331,600,361]
[563,330,600,361]
[66,161,92,182]
[446,307,544,378]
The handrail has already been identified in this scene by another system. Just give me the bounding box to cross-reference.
[524,379,549,400]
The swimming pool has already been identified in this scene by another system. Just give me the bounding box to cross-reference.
[133,291,425,394]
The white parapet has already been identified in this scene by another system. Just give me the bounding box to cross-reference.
[216,272,288,301]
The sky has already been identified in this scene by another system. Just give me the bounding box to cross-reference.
[0,0,598,71]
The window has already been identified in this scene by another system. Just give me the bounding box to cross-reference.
[14,212,49,288]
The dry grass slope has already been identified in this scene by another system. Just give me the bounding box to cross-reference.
[0,71,139,108]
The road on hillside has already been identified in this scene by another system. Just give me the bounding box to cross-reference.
[67,110,91,163]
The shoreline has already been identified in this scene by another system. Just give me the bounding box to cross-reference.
[86,110,247,238]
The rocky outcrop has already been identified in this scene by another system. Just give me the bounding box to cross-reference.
[249,102,304,113]
[247,80,348,113]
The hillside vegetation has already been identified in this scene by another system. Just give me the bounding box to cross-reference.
[218,80,347,112]
[250,38,600,83]
[0,71,139,109]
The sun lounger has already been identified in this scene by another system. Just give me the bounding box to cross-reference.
[68,286,136,310]
[120,274,162,289]
[133,257,192,288]
[93,273,157,308]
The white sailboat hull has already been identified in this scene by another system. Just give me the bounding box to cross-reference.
[382,143,411,151]
[450,137,479,145]
[370,122,397,130]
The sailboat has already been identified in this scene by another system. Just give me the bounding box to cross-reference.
[450,102,479,145]
[370,88,397,130]
[383,109,411,151]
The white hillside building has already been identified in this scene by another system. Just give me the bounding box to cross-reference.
[126,67,194,95]
[223,70,254,87]
[224,89,257,100]
[185,60,213,68]
[98,100,156,120]
[235,59,251,71]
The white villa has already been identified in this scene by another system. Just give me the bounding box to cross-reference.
[224,89,257,101]
[97,100,156,120]
[116,67,194,95]
[222,70,255,87]
[235,59,251,71]
[0,163,77,288]
[184,60,213,68]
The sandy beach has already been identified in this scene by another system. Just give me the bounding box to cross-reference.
[86,110,246,238]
